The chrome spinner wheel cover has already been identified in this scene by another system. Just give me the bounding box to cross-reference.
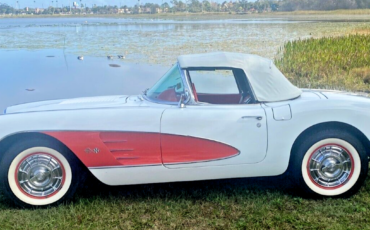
[16,153,64,197]
[308,145,353,188]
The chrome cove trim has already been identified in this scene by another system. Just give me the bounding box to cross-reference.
[116,156,140,160]
[111,149,134,152]
[163,152,241,166]
[103,140,127,143]
[89,152,240,169]
[89,164,163,169]
[2,105,152,115]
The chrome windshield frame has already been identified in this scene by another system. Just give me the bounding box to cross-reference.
[142,63,192,105]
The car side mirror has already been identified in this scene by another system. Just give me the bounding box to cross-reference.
[178,94,185,108]
[178,90,190,108]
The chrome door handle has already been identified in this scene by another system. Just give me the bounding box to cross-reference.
[242,116,263,120]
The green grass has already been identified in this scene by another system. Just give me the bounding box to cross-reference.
[275,34,370,92]
[0,172,370,229]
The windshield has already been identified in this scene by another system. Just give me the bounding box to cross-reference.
[146,64,184,103]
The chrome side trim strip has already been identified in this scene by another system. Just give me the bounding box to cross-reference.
[110,149,134,152]
[3,105,153,115]
[164,152,240,166]
[103,140,127,143]
[89,164,162,169]
[116,156,140,160]
[89,152,240,169]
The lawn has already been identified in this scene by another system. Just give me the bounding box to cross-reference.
[0,170,369,229]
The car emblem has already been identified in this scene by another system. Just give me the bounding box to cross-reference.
[85,148,100,154]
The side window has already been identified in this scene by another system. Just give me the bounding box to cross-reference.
[189,70,239,94]
[188,69,252,105]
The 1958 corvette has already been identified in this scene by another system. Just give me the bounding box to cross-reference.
[0,52,369,207]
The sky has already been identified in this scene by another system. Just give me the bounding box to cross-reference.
[2,0,256,8]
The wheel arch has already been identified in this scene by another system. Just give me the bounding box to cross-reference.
[289,121,370,169]
[0,132,88,169]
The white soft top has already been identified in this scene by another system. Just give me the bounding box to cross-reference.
[178,52,302,102]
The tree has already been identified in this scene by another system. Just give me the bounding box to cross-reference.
[189,0,202,12]
[0,3,13,14]
[202,0,211,11]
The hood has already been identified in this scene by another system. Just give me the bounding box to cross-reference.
[5,95,129,114]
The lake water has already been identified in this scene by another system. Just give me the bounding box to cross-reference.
[0,17,369,110]
[0,49,168,111]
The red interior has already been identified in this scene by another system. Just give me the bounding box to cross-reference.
[157,85,243,104]
[157,89,178,102]
[192,83,199,102]
[197,93,242,104]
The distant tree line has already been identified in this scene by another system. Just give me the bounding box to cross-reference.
[279,0,370,11]
[0,3,13,14]
[1,0,370,15]
[0,1,279,15]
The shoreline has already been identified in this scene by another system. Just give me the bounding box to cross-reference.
[1,10,370,22]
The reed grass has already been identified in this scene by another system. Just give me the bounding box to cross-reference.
[275,34,370,92]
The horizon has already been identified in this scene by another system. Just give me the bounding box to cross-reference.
[2,0,258,8]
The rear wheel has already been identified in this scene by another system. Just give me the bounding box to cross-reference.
[0,139,84,207]
[292,129,368,197]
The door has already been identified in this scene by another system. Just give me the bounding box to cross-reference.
[161,104,267,168]
[160,68,268,168]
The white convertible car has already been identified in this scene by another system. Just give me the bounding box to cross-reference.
[0,52,369,207]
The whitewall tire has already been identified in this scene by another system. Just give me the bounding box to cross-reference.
[8,147,72,206]
[301,138,361,196]
[291,129,368,198]
[0,138,85,207]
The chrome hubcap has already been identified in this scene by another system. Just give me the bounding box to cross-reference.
[16,153,63,197]
[308,145,352,188]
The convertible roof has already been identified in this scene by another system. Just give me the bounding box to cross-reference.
[178,52,302,102]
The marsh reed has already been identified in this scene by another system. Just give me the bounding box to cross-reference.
[275,34,370,93]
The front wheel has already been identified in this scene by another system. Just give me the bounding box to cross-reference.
[292,130,368,197]
[0,139,84,207]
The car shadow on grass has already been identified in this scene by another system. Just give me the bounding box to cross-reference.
[76,163,370,203]
[74,173,303,202]
[0,172,302,209]
[1,171,370,209]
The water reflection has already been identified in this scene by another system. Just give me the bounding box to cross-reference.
[0,49,168,111]
[1,17,368,110]
[0,17,365,65]
[0,17,301,30]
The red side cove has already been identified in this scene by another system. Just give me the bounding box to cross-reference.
[43,132,239,167]
[161,134,239,164]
